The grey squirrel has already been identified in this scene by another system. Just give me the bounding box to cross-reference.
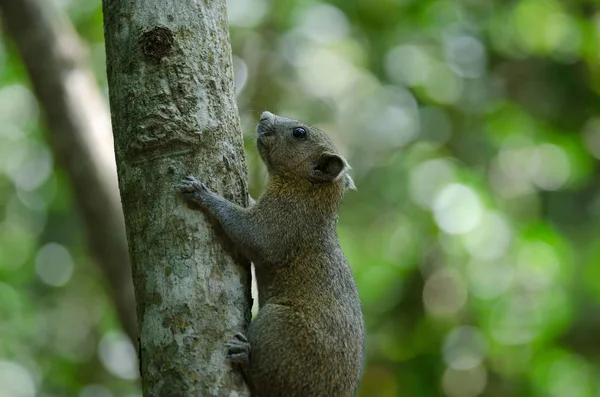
[179,111,365,397]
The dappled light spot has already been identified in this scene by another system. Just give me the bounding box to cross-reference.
[35,243,74,287]
[515,241,560,290]
[10,143,53,192]
[5,194,48,238]
[0,223,36,269]
[358,87,419,149]
[543,13,581,61]
[423,0,466,34]
[423,63,463,104]
[16,189,49,212]
[45,300,95,361]
[384,45,432,87]
[490,137,572,196]
[0,125,27,177]
[98,331,139,380]
[467,259,514,300]
[497,139,539,187]
[443,326,488,371]
[370,105,419,148]
[443,34,486,79]
[232,56,248,96]
[529,144,570,191]
[0,361,36,397]
[462,211,512,261]
[582,117,600,159]
[489,157,536,198]
[279,30,311,65]
[0,85,39,129]
[423,268,467,317]
[442,364,487,397]
[513,0,581,59]
[294,3,349,44]
[410,158,457,209]
[544,353,595,397]
[490,294,543,345]
[433,183,483,235]
[297,47,358,98]
[227,0,267,27]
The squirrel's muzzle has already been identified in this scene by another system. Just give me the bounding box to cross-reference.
[260,111,274,122]
[257,111,275,136]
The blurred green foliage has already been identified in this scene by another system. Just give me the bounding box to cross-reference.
[1,0,600,396]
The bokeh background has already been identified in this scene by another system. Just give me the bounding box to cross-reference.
[2,0,600,396]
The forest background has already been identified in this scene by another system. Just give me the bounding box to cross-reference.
[1,0,600,396]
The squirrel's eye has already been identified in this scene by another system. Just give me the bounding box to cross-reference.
[292,127,307,140]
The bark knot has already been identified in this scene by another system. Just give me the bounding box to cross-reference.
[140,27,174,62]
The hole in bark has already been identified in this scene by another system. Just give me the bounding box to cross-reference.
[140,27,174,61]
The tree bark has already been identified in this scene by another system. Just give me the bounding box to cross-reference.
[102,1,252,396]
[0,0,138,343]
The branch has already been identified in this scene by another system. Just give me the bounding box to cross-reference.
[0,0,138,343]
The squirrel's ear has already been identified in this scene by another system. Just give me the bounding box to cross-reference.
[344,173,357,191]
[311,152,348,184]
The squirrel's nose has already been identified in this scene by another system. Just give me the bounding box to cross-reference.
[260,111,274,122]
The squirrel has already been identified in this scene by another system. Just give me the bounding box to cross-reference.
[179,111,365,397]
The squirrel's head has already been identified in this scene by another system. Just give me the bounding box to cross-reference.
[256,111,355,191]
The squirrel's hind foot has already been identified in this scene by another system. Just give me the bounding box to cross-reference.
[226,332,250,365]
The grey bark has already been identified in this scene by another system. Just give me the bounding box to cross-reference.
[102,1,252,396]
[0,0,138,343]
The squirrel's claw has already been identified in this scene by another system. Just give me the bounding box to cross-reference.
[178,176,210,194]
[226,332,250,365]
[232,332,248,342]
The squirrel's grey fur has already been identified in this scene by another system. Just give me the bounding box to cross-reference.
[179,111,365,397]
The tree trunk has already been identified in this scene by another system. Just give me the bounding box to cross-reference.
[102,1,252,396]
[0,0,138,343]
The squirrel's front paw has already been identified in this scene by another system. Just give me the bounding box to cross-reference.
[225,332,250,366]
[179,175,212,204]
